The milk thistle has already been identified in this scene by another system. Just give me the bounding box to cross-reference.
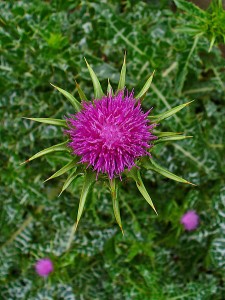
[35,258,54,277]
[181,210,199,231]
[22,54,194,232]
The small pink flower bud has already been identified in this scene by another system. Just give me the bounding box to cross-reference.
[35,258,54,277]
[181,210,199,231]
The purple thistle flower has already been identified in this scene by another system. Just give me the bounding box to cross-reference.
[35,258,54,277]
[181,210,199,231]
[21,56,195,231]
[66,90,157,179]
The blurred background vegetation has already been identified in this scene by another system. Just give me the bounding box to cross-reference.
[0,0,224,299]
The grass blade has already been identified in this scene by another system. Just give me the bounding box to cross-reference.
[23,117,67,127]
[136,70,155,100]
[50,83,81,112]
[149,100,194,122]
[44,157,79,182]
[109,179,123,234]
[127,168,157,214]
[117,53,126,92]
[21,141,69,165]
[84,58,104,99]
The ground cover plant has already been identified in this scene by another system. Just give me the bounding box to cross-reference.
[1,0,224,299]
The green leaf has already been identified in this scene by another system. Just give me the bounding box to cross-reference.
[154,135,193,144]
[21,141,69,165]
[109,179,123,234]
[127,168,157,214]
[174,26,203,35]
[143,158,195,185]
[84,58,104,99]
[135,70,155,100]
[44,157,79,182]
[75,170,96,231]
[50,83,81,112]
[23,117,67,127]
[117,53,126,91]
[75,81,88,101]
[149,100,194,122]
[107,78,113,95]
[58,168,82,196]
[173,0,206,19]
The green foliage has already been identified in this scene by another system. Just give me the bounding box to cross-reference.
[20,54,192,221]
[1,0,225,299]
[174,0,225,51]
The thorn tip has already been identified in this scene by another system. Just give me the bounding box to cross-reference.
[121,227,124,236]
[187,181,197,187]
[20,159,29,166]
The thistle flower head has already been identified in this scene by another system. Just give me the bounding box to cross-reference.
[181,210,199,231]
[66,90,157,179]
[22,55,194,234]
[35,258,54,277]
